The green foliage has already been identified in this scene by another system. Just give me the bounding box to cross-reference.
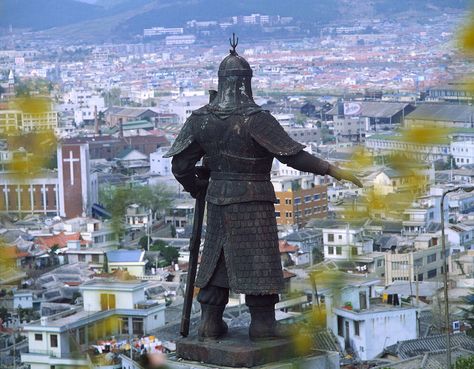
[99,184,172,235]
[434,155,458,171]
[150,240,179,266]
[0,306,11,324]
[139,236,153,249]
[102,87,122,107]
[17,307,39,323]
[312,248,324,264]
[294,113,307,127]
[455,355,474,369]
[15,78,54,96]
[321,124,335,144]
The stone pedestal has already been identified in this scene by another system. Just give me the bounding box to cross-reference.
[176,328,303,368]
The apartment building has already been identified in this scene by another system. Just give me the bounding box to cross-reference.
[21,279,165,369]
[272,175,328,226]
[384,234,445,285]
[326,278,418,360]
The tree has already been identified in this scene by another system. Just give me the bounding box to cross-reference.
[99,184,172,235]
[139,236,153,250]
[103,87,121,107]
[150,240,179,266]
[0,306,10,325]
[312,248,324,264]
[461,291,474,336]
[456,355,474,368]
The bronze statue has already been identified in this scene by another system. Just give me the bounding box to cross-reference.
[165,35,362,341]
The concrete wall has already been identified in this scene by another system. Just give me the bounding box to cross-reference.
[83,288,144,311]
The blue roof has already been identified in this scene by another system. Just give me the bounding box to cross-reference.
[106,250,143,263]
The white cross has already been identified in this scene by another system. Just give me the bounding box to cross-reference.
[64,150,80,186]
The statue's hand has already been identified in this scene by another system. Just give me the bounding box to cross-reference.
[190,178,209,199]
[328,165,363,188]
[190,166,210,198]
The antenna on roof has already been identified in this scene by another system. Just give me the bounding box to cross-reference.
[229,32,239,55]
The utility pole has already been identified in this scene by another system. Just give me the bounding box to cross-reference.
[440,186,474,369]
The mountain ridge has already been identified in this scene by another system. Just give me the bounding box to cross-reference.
[0,0,469,41]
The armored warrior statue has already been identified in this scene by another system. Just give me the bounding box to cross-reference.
[165,35,362,341]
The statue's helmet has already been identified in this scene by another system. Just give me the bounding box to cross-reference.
[218,52,253,78]
[211,34,255,108]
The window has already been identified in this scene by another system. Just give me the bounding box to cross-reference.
[336,247,342,255]
[359,292,367,310]
[35,333,42,341]
[427,253,437,263]
[121,317,129,334]
[314,194,320,201]
[132,318,144,335]
[78,254,86,262]
[92,254,100,263]
[285,198,292,205]
[275,198,280,204]
[50,334,58,348]
[304,195,311,203]
[354,321,360,336]
[338,235,343,240]
[351,247,358,256]
[275,211,281,218]
[427,269,437,279]
[417,273,424,281]
[414,258,423,267]
[328,246,334,255]
[328,234,334,242]
[337,315,344,337]
[294,197,301,205]
[285,212,292,218]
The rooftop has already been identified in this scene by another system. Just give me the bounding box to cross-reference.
[327,101,410,118]
[384,333,474,360]
[106,250,144,263]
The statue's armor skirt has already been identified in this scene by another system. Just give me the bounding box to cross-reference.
[195,201,284,295]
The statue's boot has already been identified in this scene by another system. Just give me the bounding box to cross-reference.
[197,285,229,341]
[246,294,291,341]
[198,303,228,340]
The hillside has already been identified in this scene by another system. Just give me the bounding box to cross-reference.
[1,0,470,41]
[0,0,104,30]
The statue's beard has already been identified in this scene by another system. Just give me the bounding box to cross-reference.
[210,76,255,110]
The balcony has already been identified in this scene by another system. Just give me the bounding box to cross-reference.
[22,350,89,366]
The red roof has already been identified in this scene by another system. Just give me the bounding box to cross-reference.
[279,240,299,253]
[35,232,81,250]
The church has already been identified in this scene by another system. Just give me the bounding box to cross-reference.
[0,140,98,219]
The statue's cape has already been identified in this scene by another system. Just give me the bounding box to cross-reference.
[164,104,263,158]
[164,105,305,158]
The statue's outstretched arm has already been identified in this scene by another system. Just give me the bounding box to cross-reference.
[277,151,363,188]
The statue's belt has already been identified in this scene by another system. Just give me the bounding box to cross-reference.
[210,172,270,182]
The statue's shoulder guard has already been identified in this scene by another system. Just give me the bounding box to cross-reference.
[163,114,197,158]
[248,110,305,156]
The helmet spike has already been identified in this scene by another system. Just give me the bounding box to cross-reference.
[229,32,239,55]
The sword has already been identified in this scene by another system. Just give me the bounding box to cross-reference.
[180,89,215,337]
[180,168,208,337]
